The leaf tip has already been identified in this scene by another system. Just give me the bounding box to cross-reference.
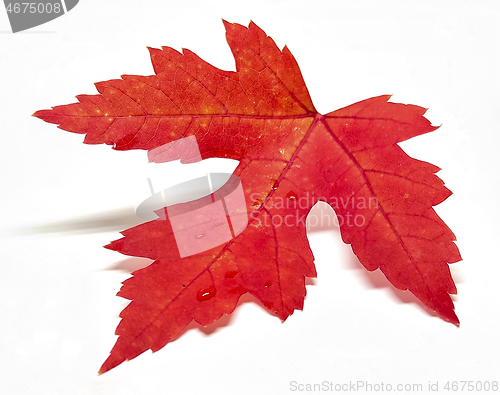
[222,19,232,30]
[146,45,157,54]
[98,353,126,375]
[103,238,125,252]
[442,308,460,327]
[32,109,51,119]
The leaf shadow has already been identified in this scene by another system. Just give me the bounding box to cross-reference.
[172,293,273,340]
[105,257,154,273]
[306,201,452,320]
[339,238,447,319]
[20,207,144,236]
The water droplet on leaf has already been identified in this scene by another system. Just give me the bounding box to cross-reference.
[197,286,216,302]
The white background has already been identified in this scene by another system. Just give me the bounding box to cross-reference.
[1,1,499,394]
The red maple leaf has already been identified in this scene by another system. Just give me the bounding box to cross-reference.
[34,21,461,374]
